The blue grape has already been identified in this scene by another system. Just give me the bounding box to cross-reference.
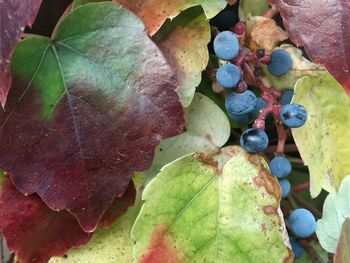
[225,90,257,116]
[216,64,240,88]
[289,208,316,238]
[289,237,304,259]
[268,49,292,76]
[228,112,251,124]
[269,156,292,178]
[280,90,294,105]
[240,128,269,153]
[214,31,239,61]
[278,179,291,198]
[250,97,267,119]
[280,104,307,128]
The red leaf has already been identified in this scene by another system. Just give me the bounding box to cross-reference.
[0,3,185,232]
[0,0,43,107]
[0,176,136,263]
[273,0,350,95]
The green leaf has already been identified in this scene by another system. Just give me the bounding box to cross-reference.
[132,149,293,263]
[239,0,270,21]
[261,45,326,90]
[292,73,350,196]
[50,173,144,263]
[334,218,350,263]
[316,176,350,253]
[114,0,226,36]
[145,93,231,180]
[153,7,210,107]
[72,0,108,9]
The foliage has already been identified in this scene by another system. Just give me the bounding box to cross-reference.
[1,0,350,262]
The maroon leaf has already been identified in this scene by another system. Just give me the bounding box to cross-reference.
[272,0,350,95]
[0,3,185,232]
[0,175,136,263]
[0,0,43,107]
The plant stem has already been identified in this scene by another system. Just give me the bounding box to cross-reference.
[291,192,322,219]
[293,182,310,192]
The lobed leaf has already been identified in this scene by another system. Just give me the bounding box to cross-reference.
[0,0,43,107]
[50,173,144,263]
[273,0,350,96]
[0,174,135,263]
[132,148,293,263]
[145,93,230,180]
[153,7,210,107]
[114,0,227,36]
[316,176,350,253]
[292,73,350,196]
[0,2,184,232]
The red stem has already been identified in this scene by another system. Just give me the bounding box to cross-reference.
[273,105,287,155]
[293,182,310,193]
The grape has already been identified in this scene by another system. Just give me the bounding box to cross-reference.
[289,237,304,259]
[225,90,257,116]
[280,90,294,105]
[280,104,307,128]
[228,112,251,124]
[256,49,265,58]
[250,97,267,119]
[216,64,240,88]
[269,156,292,178]
[240,128,269,153]
[278,179,291,198]
[268,49,292,76]
[289,208,316,238]
[210,10,239,32]
[214,31,239,61]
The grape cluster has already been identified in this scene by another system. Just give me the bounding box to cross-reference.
[212,19,315,259]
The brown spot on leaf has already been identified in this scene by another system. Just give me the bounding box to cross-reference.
[263,205,278,216]
[140,225,183,263]
[283,249,294,263]
[196,153,219,174]
[248,154,260,165]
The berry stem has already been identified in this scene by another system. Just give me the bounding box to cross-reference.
[293,182,310,193]
[291,192,322,219]
[273,105,287,155]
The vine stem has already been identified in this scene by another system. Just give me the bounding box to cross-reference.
[272,105,286,155]
[291,192,322,219]
[293,182,310,192]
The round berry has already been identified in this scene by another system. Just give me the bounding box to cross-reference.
[289,208,316,238]
[240,128,269,153]
[280,104,307,128]
[213,31,239,61]
[278,179,291,198]
[289,237,304,259]
[269,156,292,178]
[256,49,265,58]
[268,49,292,76]
[216,63,240,88]
[225,90,257,116]
[228,112,251,124]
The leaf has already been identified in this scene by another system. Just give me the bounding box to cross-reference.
[0,2,184,232]
[334,218,350,263]
[292,73,350,196]
[153,7,210,107]
[239,0,270,21]
[144,93,230,179]
[132,149,293,263]
[272,0,350,96]
[261,45,326,90]
[50,173,144,263]
[244,16,288,53]
[114,0,227,36]
[0,173,136,263]
[72,0,107,9]
[0,0,43,107]
[316,176,350,253]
